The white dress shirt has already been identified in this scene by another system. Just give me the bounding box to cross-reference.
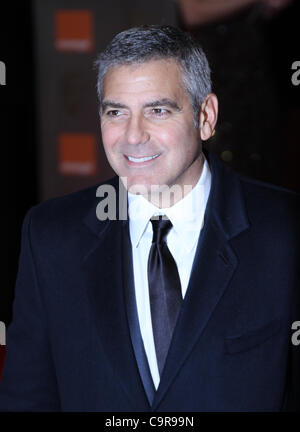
[128,157,211,389]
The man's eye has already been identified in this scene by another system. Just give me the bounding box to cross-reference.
[152,108,169,116]
[106,110,122,116]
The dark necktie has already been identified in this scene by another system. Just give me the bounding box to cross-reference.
[147,215,182,376]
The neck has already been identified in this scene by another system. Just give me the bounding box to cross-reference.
[143,153,204,208]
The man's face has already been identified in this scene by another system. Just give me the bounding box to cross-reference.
[100,59,203,200]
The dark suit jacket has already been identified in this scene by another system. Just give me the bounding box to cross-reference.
[0,152,299,411]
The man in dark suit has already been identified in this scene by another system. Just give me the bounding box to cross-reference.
[0,25,299,411]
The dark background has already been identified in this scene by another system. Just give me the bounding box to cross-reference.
[0,0,299,328]
[1,3,36,326]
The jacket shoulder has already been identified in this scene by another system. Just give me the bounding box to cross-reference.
[24,176,119,237]
[239,175,300,227]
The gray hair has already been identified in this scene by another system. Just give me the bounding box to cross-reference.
[94,25,212,128]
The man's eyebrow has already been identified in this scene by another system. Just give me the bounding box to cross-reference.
[143,99,182,111]
[101,98,182,112]
[101,100,129,111]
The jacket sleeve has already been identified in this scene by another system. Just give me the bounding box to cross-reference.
[0,208,60,411]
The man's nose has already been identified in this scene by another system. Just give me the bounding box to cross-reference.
[125,115,150,146]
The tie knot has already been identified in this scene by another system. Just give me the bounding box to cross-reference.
[150,215,172,244]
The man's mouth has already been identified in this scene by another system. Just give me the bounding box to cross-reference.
[125,153,160,163]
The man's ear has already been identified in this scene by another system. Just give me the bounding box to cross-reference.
[199,93,218,141]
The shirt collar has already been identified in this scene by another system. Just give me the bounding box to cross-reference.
[128,156,211,251]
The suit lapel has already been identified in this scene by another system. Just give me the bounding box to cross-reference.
[152,215,238,409]
[122,220,156,406]
[82,179,151,410]
[152,153,250,409]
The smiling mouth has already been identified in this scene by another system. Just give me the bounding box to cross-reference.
[126,154,160,163]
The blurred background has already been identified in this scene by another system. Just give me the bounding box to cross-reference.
[0,0,299,369]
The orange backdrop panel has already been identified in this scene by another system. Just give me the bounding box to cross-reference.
[54,10,94,52]
[58,133,98,176]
